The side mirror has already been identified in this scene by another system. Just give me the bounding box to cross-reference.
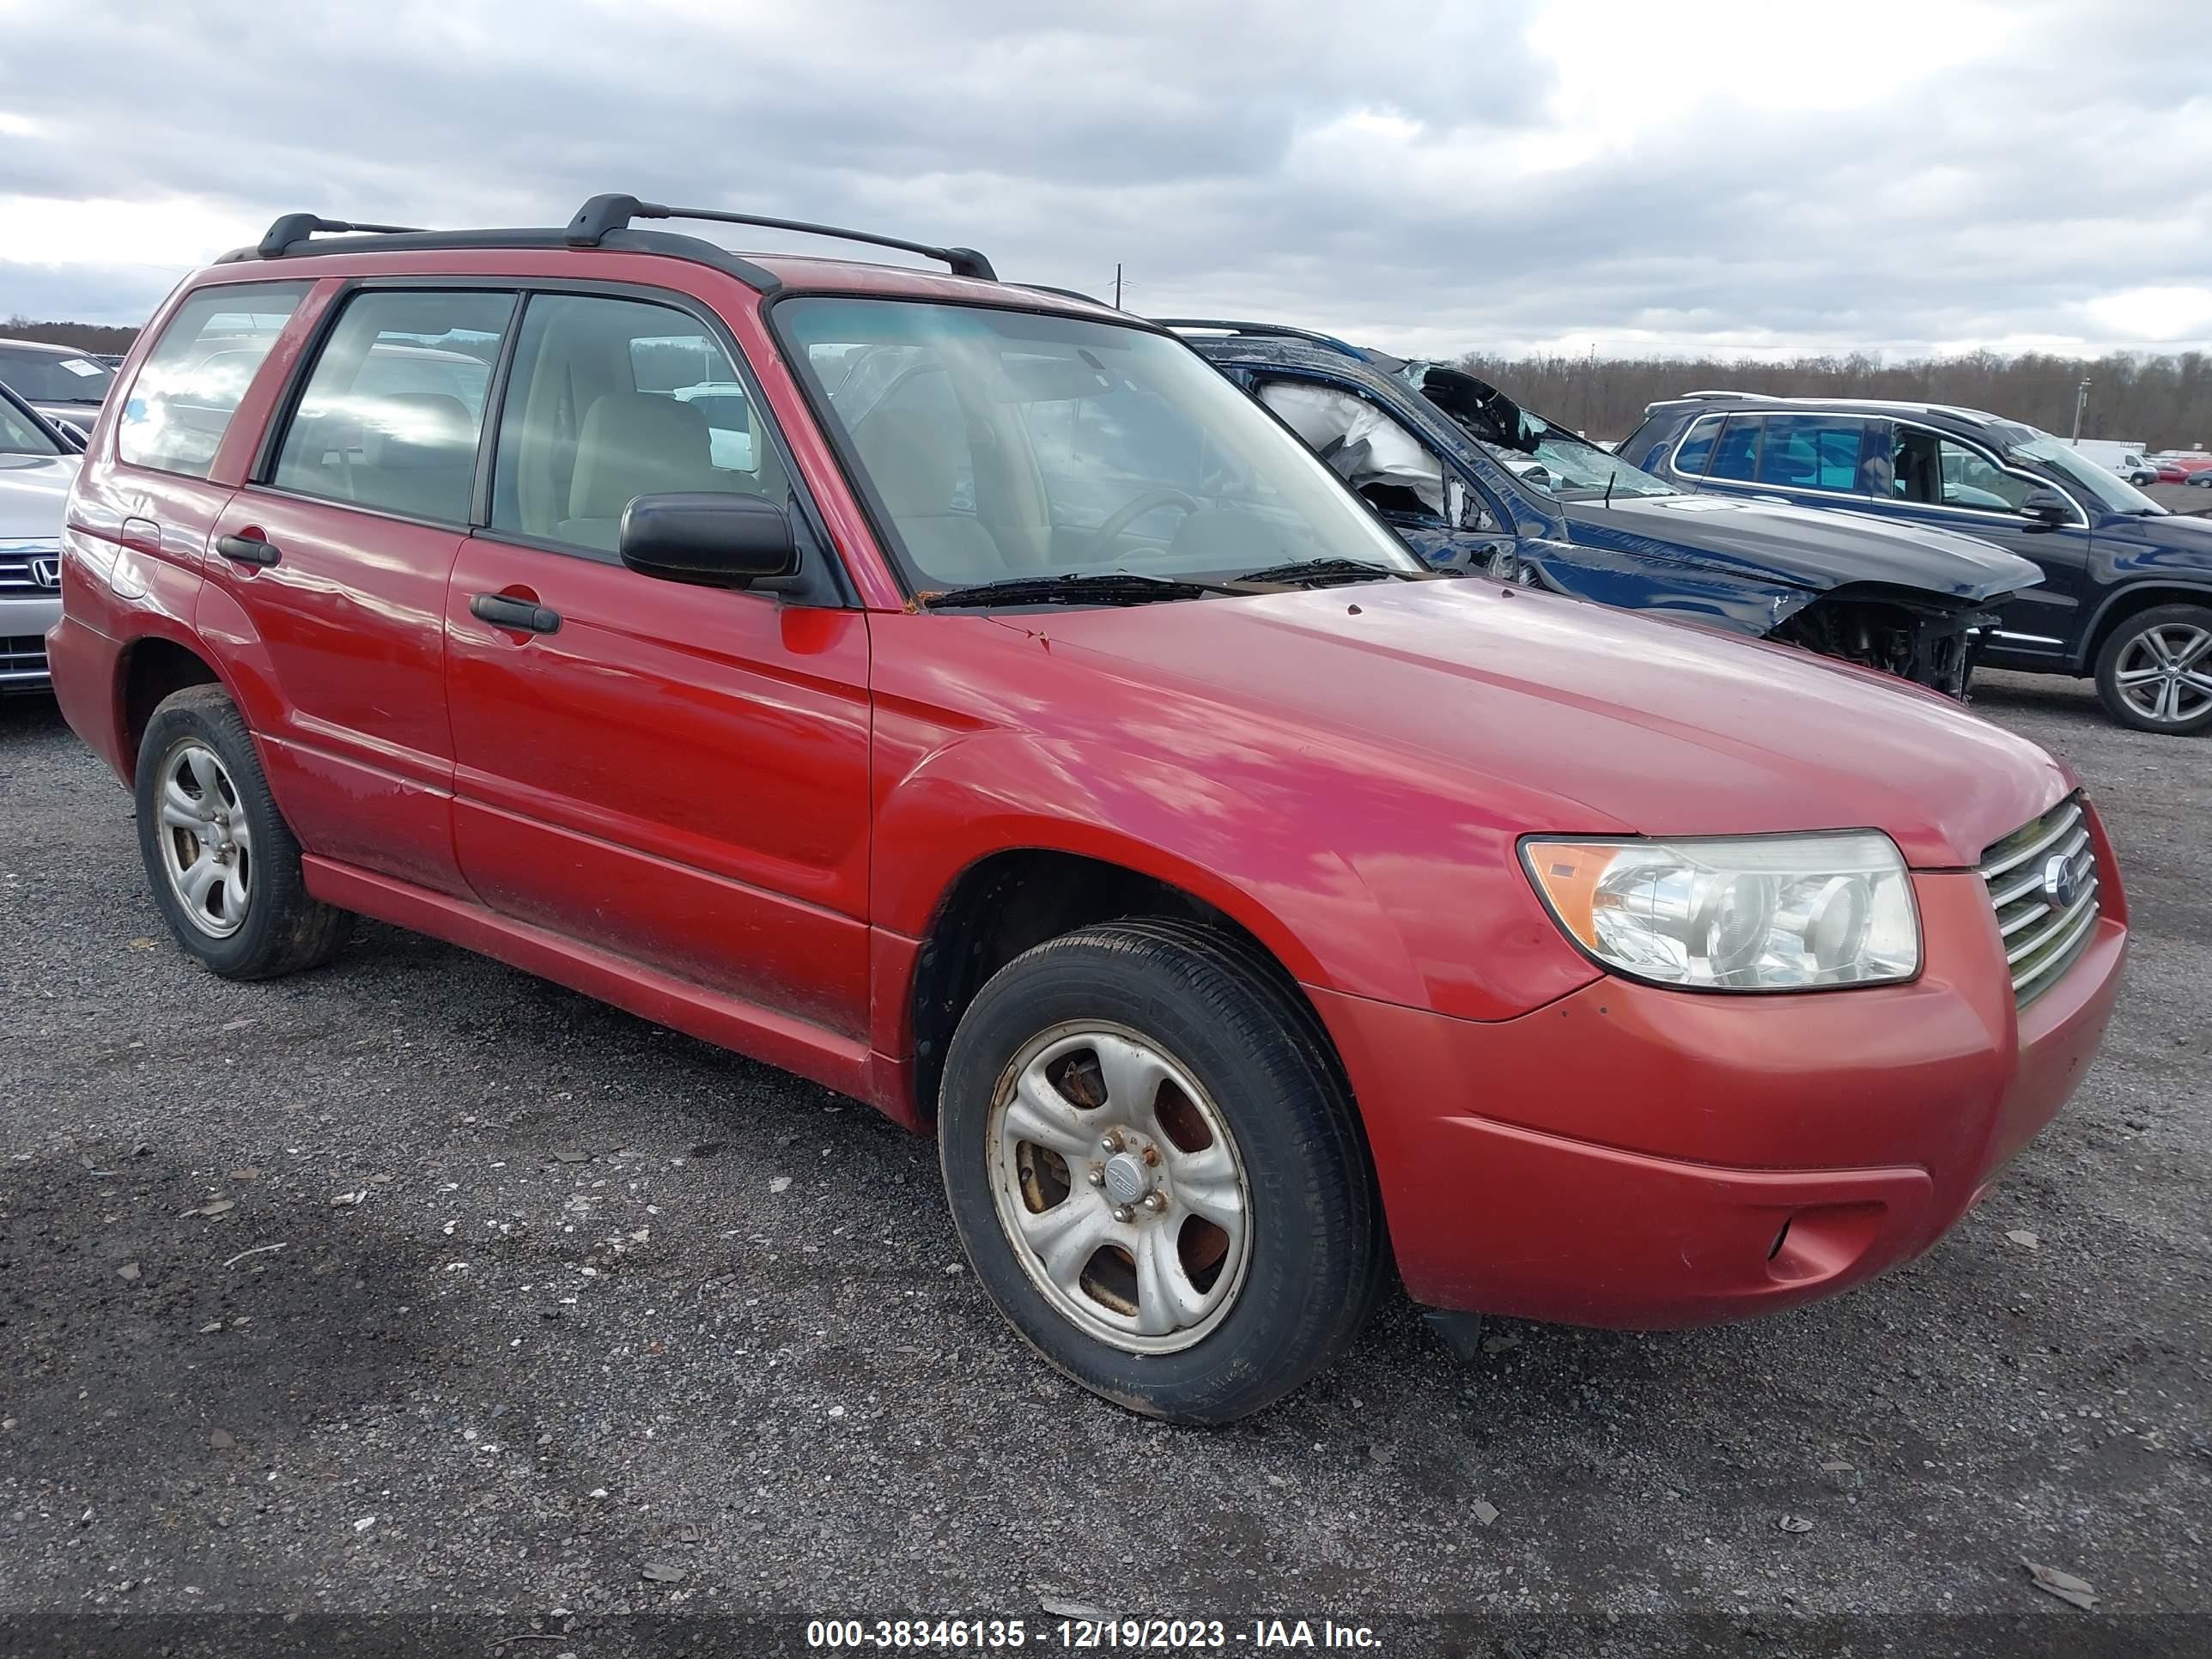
[618,491,799,589]
[2020,488,2072,530]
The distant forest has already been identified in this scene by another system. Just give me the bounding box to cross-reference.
[4,316,140,354]
[9,312,2208,452]
[1458,348,2212,451]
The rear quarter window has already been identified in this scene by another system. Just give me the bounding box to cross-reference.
[116,282,310,478]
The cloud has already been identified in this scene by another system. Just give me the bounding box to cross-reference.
[0,0,2205,361]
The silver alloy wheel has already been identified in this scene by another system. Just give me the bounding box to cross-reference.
[155,739,253,939]
[986,1021,1252,1354]
[2113,623,2212,726]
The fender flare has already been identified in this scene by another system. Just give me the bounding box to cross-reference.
[108,619,252,785]
[872,732,1429,1008]
[2073,576,2212,671]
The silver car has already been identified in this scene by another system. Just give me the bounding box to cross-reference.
[0,383,76,690]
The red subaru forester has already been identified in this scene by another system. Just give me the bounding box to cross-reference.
[48,197,2127,1422]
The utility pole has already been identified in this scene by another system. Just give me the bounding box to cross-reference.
[2072,378,2091,444]
[1114,263,1123,309]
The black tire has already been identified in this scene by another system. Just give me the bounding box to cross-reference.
[938,919,1383,1424]
[135,684,350,977]
[2093,603,2212,736]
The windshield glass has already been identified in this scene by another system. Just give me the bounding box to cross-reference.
[2010,434,2166,515]
[0,344,116,404]
[775,299,1421,593]
[0,392,62,456]
[1487,422,1676,501]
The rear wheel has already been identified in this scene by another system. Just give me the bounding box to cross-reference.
[2094,605,2212,735]
[938,920,1382,1423]
[135,685,350,977]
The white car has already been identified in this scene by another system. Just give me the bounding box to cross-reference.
[0,383,78,690]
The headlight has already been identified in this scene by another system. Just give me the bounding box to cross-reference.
[1521,832,1919,991]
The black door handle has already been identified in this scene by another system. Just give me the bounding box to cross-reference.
[216,533,280,567]
[471,592,562,635]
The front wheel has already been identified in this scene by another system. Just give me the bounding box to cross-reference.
[938,920,1383,1424]
[2094,604,2212,735]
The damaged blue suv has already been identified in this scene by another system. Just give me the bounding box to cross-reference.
[1621,392,2212,734]
[1170,322,2041,697]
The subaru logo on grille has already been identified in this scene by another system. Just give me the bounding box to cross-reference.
[29,556,60,589]
[2040,851,2081,909]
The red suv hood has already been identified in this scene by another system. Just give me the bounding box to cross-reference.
[1033,580,2070,868]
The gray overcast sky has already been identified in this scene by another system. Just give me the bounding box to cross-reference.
[2,0,2207,360]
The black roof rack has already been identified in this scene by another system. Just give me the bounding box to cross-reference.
[1152,318,1368,362]
[255,214,423,258]
[228,196,997,292]
[563,194,996,281]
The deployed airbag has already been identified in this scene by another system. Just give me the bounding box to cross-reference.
[1260,381,1446,518]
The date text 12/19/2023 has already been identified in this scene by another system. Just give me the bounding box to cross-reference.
[805,1618,1383,1649]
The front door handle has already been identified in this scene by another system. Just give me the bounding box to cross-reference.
[471,592,562,635]
[216,532,280,567]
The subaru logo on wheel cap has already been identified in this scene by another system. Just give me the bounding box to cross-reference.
[2041,851,2081,909]
[29,556,60,589]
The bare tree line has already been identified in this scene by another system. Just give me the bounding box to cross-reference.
[1458,348,2212,452]
[3,315,140,354]
[9,310,2210,452]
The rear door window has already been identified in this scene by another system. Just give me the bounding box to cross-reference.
[269,289,514,524]
[1755,415,1875,492]
[1707,414,1763,482]
[116,281,310,478]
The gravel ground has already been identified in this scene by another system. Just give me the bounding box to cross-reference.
[1,670,2205,1658]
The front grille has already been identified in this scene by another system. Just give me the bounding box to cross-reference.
[1977,795,2100,1006]
[0,539,59,592]
[0,635,51,684]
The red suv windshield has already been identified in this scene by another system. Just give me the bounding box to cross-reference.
[775,298,1420,592]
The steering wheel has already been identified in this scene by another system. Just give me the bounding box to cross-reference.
[1078,489,1202,563]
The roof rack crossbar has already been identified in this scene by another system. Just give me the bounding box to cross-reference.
[256,213,423,258]
[1152,318,1367,362]
[564,194,996,281]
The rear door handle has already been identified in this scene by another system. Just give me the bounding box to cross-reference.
[216,533,280,567]
[471,592,562,635]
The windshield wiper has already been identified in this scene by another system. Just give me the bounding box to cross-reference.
[917,572,1237,610]
[1229,556,1430,587]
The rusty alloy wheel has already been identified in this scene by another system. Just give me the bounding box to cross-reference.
[152,738,255,938]
[986,1020,1252,1354]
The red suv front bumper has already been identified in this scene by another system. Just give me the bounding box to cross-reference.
[1312,855,2126,1328]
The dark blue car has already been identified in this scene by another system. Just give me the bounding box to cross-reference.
[1171,324,2041,699]
[1620,393,2212,735]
